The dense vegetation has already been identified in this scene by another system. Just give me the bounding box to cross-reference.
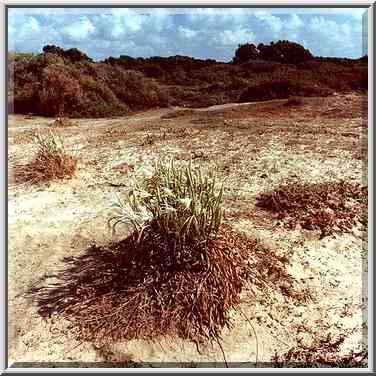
[8,41,367,118]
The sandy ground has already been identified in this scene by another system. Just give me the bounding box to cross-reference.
[8,94,368,367]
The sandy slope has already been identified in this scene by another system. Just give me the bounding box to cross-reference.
[7,94,368,367]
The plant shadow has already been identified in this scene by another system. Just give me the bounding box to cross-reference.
[26,226,306,348]
[27,238,141,320]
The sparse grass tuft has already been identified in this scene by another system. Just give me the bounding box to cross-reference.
[14,130,77,184]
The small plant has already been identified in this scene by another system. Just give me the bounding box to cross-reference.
[142,133,154,146]
[108,159,224,249]
[14,130,77,184]
[51,116,75,127]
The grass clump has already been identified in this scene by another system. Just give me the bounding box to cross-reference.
[256,181,367,238]
[34,159,262,347]
[30,159,301,350]
[14,130,77,184]
[109,159,223,250]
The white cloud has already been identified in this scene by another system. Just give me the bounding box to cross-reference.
[187,8,249,27]
[178,26,197,39]
[286,14,304,30]
[215,29,256,46]
[7,8,366,60]
[111,8,144,36]
[27,16,40,32]
[305,16,361,57]
[255,11,283,33]
[62,16,95,42]
[151,8,173,31]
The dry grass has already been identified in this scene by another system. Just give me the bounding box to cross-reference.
[256,181,367,238]
[13,132,77,185]
[29,224,299,349]
[30,225,249,346]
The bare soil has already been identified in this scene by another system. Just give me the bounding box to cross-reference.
[8,93,368,367]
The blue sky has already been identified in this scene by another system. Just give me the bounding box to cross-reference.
[8,8,368,62]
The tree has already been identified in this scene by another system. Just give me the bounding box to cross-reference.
[232,43,259,64]
[63,48,93,63]
[42,45,93,63]
[257,40,313,64]
[42,44,64,56]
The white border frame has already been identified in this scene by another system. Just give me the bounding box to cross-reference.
[1,1,374,373]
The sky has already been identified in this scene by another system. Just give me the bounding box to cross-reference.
[8,7,368,62]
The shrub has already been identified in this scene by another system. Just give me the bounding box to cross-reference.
[12,81,40,114]
[48,159,258,345]
[256,181,367,238]
[107,67,169,110]
[38,64,84,116]
[9,41,367,118]
[79,75,127,117]
[14,130,77,184]
[63,48,93,64]
[109,159,223,249]
[30,53,66,71]
[238,80,332,102]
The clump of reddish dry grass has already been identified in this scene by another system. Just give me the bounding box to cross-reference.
[14,131,77,184]
[31,223,298,348]
[256,181,367,238]
[69,225,250,345]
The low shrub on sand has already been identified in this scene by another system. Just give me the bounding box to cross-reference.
[14,130,77,184]
[256,181,367,238]
[30,160,300,351]
[46,160,250,346]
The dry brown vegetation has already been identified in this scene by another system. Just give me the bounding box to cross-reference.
[272,333,367,367]
[13,132,77,185]
[256,182,367,238]
[30,226,250,345]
